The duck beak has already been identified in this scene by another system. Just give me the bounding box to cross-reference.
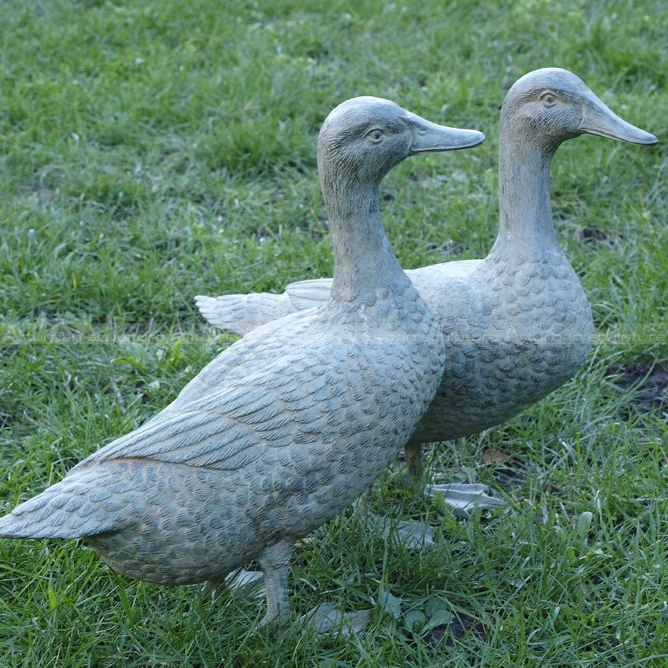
[407,112,485,154]
[579,91,658,146]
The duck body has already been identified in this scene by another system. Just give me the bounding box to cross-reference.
[196,69,657,457]
[0,97,484,622]
[8,296,436,586]
[406,248,592,442]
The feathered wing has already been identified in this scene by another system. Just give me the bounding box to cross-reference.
[158,310,319,413]
[77,360,318,472]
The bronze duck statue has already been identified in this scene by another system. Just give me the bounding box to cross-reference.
[0,98,484,624]
[196,69,657,487]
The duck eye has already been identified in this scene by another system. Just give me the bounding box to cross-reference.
[366,128,384,142]
[540,91,558,108]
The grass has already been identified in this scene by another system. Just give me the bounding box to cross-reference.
[1,0,668,664]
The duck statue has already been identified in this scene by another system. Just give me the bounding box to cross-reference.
[0,98,484,624]
[196,69,658,486]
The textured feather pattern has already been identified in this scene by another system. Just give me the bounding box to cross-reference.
[413,251,592,441]
[0,271,444,586]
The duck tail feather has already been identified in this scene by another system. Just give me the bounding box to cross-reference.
[194,292,295,335]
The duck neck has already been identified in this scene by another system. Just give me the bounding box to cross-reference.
[490,121,560,261]
[322,173,410,304]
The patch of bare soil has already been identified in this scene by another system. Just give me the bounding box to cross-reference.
[424,611,485,647]
[609,361,668,413]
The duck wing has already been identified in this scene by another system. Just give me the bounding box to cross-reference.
[73,354,340,473]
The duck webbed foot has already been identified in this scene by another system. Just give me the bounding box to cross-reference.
[425,483,507,514]
[367,512,438,550]
[300,602,371,636]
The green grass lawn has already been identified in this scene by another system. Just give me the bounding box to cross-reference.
[1,0,668,665]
